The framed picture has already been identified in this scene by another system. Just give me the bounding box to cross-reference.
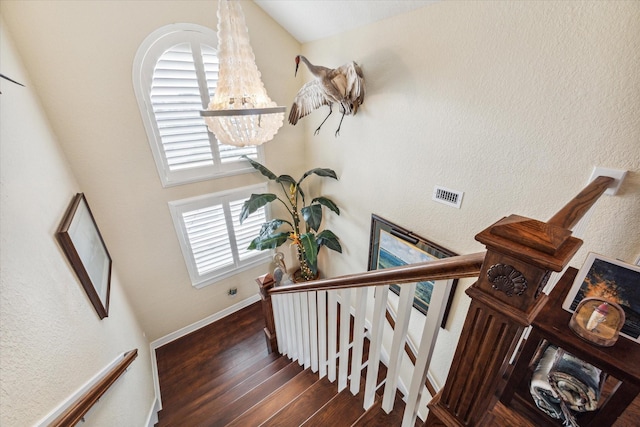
[57,193,112,319]
[562,252,640,343]
[367,215,458,327]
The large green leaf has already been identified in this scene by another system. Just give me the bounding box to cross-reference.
[301,204,323,232]
[241,155,278,180]
[248,219,290,250]
[299,168,338,185]
[239,193,277,224]
[311,197,340,215]
[299,232,318,273]
[276,174,296,186]
[316,229,342,253]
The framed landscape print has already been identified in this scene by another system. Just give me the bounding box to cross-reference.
[57,193,112,319]
[562,252,640,343]
[367,215,458,327]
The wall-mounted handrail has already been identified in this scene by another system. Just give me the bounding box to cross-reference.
[548,175,614,229]
[49,349,138,427]
[269,251,485,295]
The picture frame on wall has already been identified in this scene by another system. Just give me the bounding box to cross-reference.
[562,252,640,343]
[57,193,112,319]
[367,214,458,328]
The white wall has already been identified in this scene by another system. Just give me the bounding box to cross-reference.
[300,0,640,385]
[0,20,155,426]
[0,0,305,341]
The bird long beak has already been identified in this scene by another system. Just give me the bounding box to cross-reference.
[295,62,299,77]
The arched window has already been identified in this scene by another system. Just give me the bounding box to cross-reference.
[133,23,262,187]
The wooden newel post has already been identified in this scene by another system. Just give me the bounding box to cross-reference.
[256,273,278,354]
[426,214,582,426]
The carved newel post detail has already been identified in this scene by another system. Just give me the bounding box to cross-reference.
[256,273,278,354]
[426,214,582,426]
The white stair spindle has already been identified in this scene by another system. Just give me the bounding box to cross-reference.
[293,291,304,365]
[327,289,338,382]
[284,293,295,358]
[350,287,369,395]
[308,291,319,373]
[318,290,328,379]
[338,288,352,391]
[402,279,453,427]
[382,282,417,412]
[364,285,389,409]
[300,292,311,369]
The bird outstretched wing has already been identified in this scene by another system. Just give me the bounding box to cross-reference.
[289,80,332,125]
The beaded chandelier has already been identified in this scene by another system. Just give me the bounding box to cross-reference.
[201,0,285,147]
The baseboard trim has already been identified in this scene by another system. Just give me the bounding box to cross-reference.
[149,293,261,408]
[145,397,161,427]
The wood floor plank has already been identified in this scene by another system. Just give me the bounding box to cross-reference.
[261,376,338,427]
[301,388,365,427]
[186,361,304,427]
[226,369,318,427]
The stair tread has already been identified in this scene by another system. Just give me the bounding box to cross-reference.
[227,368,318,426]
[260,376,338,427]
[301,388,365,427]
[352,390,408,427]
[157,354,290,425]
[190,360,304,427]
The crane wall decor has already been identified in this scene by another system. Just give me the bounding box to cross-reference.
[289,55,365,137]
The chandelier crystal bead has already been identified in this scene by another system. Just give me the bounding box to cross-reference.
[200,0,285,147]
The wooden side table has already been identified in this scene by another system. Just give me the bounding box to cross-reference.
[500,267,640,426]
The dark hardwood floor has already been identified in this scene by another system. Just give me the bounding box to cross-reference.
[155,300,640,426]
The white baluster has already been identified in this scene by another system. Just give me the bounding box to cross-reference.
[293,291,304,365]
[300,292,311,369]
[382,282,417,412]
[308,291,319,373]
[402,279,453,427]
[327,289,338,382]
[318,290,328,379]
[338,288,352,391]
[350,287,369,395]
[283,293,294,358]
[364,285,389,409]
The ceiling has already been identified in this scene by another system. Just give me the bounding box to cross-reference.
[253,0,438,43]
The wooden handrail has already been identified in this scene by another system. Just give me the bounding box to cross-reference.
[50,349,138,427]
[270,251,485,295]
[548,175,614,229]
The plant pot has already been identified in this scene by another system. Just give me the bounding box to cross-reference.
[292,268,319,283]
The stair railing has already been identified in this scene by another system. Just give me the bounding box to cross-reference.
[262,175,615,427]
[265,252,485,427]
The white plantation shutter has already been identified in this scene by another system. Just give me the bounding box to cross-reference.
[151,42,215,172]
[134,24,263,187]
[169,184,272,288]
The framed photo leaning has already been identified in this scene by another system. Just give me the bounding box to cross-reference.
[562,252,640,343]
[367,214,458,327]
[57,193,112,319]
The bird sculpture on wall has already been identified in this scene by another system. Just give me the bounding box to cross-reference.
[288,55,365,137]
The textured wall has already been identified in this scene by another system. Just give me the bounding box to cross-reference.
[0,21,155,426]
[0,0,305,341]
[301,0,640,385]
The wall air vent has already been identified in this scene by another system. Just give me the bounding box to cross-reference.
[432,185,464,209]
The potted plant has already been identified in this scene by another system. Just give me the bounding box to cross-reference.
[239,156,342,281]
